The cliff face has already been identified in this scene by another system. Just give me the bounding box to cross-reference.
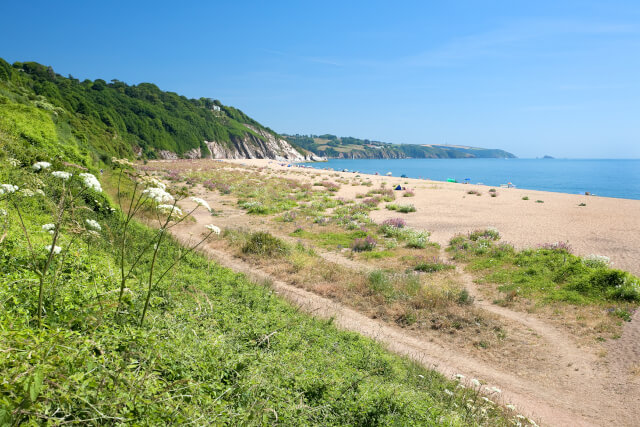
[204,125,325,162]
[156,125,325,162]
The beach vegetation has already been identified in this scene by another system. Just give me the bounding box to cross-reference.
[448,231,640,305]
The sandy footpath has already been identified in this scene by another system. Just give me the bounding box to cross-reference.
[226,159,640,276]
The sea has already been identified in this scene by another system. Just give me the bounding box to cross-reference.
[300,158,640,200]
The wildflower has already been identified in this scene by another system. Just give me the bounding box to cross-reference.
[417,374,424,379]
[506,404,516,410]
[141,176,166,190]
[32,161,51,171]
[471,378,481,387]
[205,224,221,234]
[0,184,19,195]
[143,187,173,204]
[42,223,56,234]
[0,209,7,216]
[7,158,20,167]
[35,189,45,196]
[85,219,101,231]
[488,386,501,394]
[79,173,102,192]
[191,196,212,211]
[444,389,453,396]
[51,171,72,180]
[45,245,62,255]
[157,204,183,217]
[20,189,35,197]
[111,157,134,168]
[455,374,465,380]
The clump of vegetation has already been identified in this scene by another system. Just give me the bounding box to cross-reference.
[386,204,416,213]
[447,231,640,305]
[414,259,455,273]
[488,188,497,193]
[351,235,377,252]
[382,218,406,228]
[242,231,289,256]
[522,196,529,200]
[579,202,587,206]
[535,200,544,203]
[403,189,415,197]
[467,190,481,196]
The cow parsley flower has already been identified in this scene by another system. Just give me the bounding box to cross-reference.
[45,245,62,255]
[32,161,52,171]
[471,378,481,387]
[0,184,19,195]
[20,189,35,197]
[455,374,465,380]
[205,224,221,234]
[52,171,72,180]
[143,187,174,204]
[42,223,56,234]
[7,157,20,167]
[141,176,166,190]
[191,197,212,211]
[157,204,183,216]
[0,209,7,216]
[79,173,102,192]
[85,219,101,231]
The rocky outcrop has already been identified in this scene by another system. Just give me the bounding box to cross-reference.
[203,125,325,162]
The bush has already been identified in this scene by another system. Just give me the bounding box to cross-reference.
[382,218,406,228]
[242,232,289,256]
[351,236,377,252]
[406,232,430,249]
[469,228,500,241]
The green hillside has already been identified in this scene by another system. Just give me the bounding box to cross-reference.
[0,58,305,167]
[285,134,516,159]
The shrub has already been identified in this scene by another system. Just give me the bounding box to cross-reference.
[488,188,497,193]
[382,218,406,228]
[242,232,289,256]
[535,200,544,203]
[469,228,500,241]
[522,196,529,200]
[406,232,430,249]
[388,204,416,213]
[351,236,377,252]
[361,197,380,207]
[368,270,395,299]
[467,190,481,196]
[403,190,415,197]
[539,241,572,253]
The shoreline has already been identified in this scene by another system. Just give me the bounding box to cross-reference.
[292,157,640,201]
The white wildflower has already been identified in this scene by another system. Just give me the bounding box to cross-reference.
[35,189,45,196]
[7,158,20,167]
[157,204,183,216]
[20,189,35,197]
[417,374,424,379]
[488,386,502,394]
[0,184,19,195]
[444,389,453,396]
[51,171,72,180]
[205,224,221,235]
[191,197,211,211]
[455,374,465,380]
[45,245,62,255]
[143,187,173,204]
[0,208,7,216]
[584,254,611,268]
[79,173,102,192]
[32,161,51,171]
[85,219,101,231]
[516,414,526,419]
[42,223,56,234]
[506,404,516,411]
[141,176,166,190]
[471,378,481,387]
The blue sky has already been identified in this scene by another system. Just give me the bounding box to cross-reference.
[1,1,639,158]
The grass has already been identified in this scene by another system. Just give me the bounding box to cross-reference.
[448,231,640,306]
[291,228,368,249]
[386,203,417,213]
[0,159,513,425]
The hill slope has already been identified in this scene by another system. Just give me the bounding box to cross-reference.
[285,134,516,159]
[0,59,317,165]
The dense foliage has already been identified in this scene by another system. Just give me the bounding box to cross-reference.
[0,58,298,166]
[284,133,516,159]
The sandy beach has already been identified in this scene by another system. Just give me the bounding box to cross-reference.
[223,159,640,276]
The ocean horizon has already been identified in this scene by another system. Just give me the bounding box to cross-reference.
[301,158,640,200]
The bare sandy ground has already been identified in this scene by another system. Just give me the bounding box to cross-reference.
[226,159,640,276]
